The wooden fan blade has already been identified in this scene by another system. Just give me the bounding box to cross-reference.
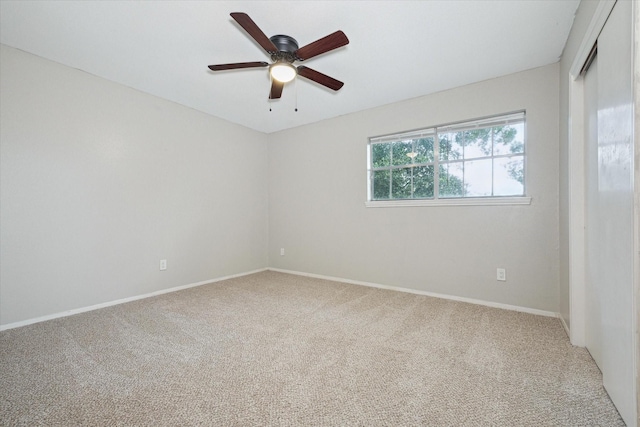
[230,12,278,54]
[297,66,344,91]
[295,30,349,61]
[269,80,284,99]
[208,62,269,71]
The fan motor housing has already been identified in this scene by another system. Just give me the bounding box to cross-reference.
[270,35,299,53]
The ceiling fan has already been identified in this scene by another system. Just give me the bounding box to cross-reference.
[208,12,349,100]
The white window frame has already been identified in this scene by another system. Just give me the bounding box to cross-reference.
[366,111,532,207]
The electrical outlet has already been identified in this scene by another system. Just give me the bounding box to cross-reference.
[280,248,285,256]
[497,268,506,281]
[160,259,167,271]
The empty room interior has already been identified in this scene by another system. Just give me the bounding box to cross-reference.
[1,1,638,425]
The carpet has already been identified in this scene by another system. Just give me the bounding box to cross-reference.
[0,271,625,426]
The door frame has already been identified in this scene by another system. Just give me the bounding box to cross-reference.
[567,0,616,348]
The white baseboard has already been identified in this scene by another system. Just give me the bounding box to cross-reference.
[2,267,560,332]
[0,268,268,331]
[559,314,571,338]
[269,268,559,318]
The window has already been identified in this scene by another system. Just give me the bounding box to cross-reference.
[367,112,527,206]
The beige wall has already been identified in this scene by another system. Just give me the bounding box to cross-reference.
[0,45,269,325]
[268,64,560,312]
[1,45,561,326]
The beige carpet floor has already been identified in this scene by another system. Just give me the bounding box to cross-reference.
[0,271,625,426]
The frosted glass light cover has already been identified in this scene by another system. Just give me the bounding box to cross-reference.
[270,63,296,83]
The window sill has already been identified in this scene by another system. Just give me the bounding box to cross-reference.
[365,196,532,208]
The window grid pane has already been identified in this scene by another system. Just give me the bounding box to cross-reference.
[369,112,525,201]
[391,168,413,199]
[413,165,434,198]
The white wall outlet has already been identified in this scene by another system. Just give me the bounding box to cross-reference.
[160,259,167,271]
[497,268,506,281]
[280,248,285,256]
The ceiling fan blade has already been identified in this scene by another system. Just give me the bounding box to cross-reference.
[269,80,284,99]
[295,30,349,61]
[230,12,278,54]
[297,66,344,91]
[208,62,269,71]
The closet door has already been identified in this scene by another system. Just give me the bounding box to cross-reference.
[583,0,636,425]
[583,54,601,368]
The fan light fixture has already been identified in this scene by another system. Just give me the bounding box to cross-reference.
[208,13,349,100]
[270,62,297,83]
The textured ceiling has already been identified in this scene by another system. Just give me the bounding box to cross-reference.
[0,1,579,133]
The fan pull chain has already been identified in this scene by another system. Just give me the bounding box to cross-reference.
[294,77,298,112]
[268,74,273,112]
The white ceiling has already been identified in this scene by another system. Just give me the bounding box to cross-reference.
[0,1,579,134]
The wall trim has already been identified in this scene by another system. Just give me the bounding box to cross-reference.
[566,0,618,348]
[365,196,532,208]
[0,268,268,331]
[559,314,571,339]
[2,266,560,331]
[269,268,559,318]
